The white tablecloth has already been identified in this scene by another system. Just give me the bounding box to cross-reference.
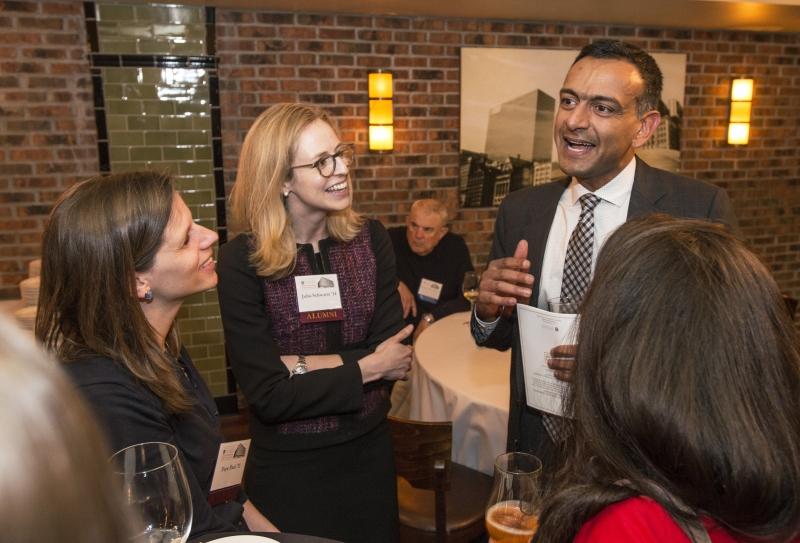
[390,311,510,475]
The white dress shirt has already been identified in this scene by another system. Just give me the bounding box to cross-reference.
[474,156,637,332]
[536,157,636,308]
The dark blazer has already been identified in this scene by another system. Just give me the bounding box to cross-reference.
[473,157,738,458]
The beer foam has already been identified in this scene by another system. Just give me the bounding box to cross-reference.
[486,500,538,537]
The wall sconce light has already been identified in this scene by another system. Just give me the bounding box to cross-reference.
[727,77,753,145]
[368,70,393,152]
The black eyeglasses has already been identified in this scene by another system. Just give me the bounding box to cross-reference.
[289,145,355,178]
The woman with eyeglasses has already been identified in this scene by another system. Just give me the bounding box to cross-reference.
[217,103,412,543]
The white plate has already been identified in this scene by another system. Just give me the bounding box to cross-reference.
[210,537,279,543]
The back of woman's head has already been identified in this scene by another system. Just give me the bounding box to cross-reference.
[565,214,800,539]
[36,171,191,412]
[0,316,131,542]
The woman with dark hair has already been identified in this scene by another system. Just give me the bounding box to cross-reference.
[535,215,800,542]
[218,103,412,543]
[36,171,277,538]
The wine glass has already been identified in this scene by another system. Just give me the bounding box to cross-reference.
[547,296,579,314]
[485,452,542,543]
[462,271,480,318]
[110,442,193,543]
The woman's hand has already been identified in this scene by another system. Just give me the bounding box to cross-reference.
[242,499,280,532]
[358,325,414,383]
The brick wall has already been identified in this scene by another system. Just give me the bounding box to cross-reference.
[216,11,800,309]
[675,31,800,295]
[0,1,96,297]
[1,3,798,315]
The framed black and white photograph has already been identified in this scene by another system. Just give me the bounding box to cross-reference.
[459,47,687,208]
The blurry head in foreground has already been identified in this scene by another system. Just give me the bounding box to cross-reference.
[537,214,800,541]
[0,316,131,542]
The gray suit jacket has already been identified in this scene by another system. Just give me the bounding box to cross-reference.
[473,157,738,458]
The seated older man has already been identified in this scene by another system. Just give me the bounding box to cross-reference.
[389,199,474,340]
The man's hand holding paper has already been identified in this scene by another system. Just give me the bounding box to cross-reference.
[547,344,577,382]
[516,304,579,416]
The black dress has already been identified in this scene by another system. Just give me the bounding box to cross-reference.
[63,349,246,538]
[217,220,404,543]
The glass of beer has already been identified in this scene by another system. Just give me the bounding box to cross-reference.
[485,452,542,543]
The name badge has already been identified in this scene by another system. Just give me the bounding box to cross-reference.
[417,278,443,304]
[208,439,250,506]
[295,273,344,323]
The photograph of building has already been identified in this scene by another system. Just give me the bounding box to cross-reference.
[459,47,686,208]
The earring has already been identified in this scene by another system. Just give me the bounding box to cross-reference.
[143,289,153,303]
[283,189,290,198]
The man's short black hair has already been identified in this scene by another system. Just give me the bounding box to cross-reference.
[573,39,663,117]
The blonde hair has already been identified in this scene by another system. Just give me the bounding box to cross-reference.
[0,316,132,542]
[230,103,364,279]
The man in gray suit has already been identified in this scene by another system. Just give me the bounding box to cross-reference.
[471,40,737,462]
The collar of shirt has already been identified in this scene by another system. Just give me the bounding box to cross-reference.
[537,157,637,308]
[563,156,637,209]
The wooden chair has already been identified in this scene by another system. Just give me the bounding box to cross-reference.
[388,415,494,543]
[219,408,251,441]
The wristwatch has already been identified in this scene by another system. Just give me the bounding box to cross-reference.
[289,354,308,378]
[422,313,435,324]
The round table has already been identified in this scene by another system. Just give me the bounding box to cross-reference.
[190,532,342,543]
[390,311,510,475]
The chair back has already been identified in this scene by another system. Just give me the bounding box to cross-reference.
[388,416,452,541]
[219,408,251,441]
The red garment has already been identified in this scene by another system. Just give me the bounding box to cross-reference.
[574,497,738,543]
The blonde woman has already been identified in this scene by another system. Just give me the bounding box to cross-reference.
[218,103,412,543]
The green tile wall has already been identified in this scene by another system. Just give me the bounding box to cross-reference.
[96,3,227,396]
[96,3,207,56]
